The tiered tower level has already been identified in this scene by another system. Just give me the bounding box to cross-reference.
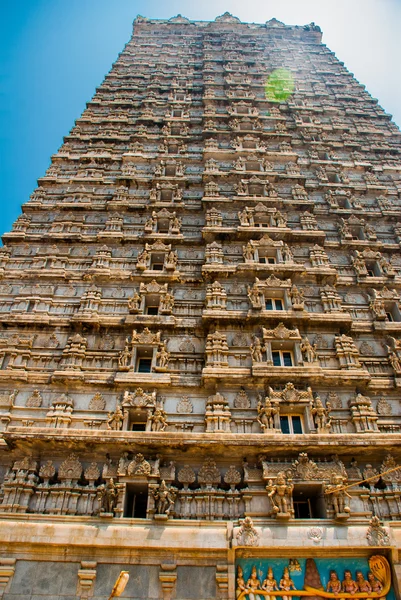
[0,12,400,600]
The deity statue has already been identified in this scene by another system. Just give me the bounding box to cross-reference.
[148,407,167,432]
[367,571,383,595]
[127,292,141,313]
[236,566,248,599]
[342,570,358,594]
[261,567,278,599]
[246,566,262,600]
[266,472,294,518]
[118,338,131,368]
[279,567,296,600]
[311,396,331,433]
[152,480,177,516]
[324,475,351,518]
[300,337,317,363]
[156,342,170,369]
[97,478,118,515]
[107,405,124,431]
[257,397,279,432]
[250,337,264,363]
[326,570,342,594]
[356,571,372,593]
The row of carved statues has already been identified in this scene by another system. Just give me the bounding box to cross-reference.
[1,452,400,521]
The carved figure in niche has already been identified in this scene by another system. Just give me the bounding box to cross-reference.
[342,570,358,595]
[127,292,141,313]
[148,407,167,432]
[281,244,293,263]
[257,397,279,432]
[166,250,178,268]
[250,337,264,363]
[118,452,129,476]
[311,396,331,433]
[389,351,401,374]
[144,213,157,232]
[279,568,296,600]
[156,342,170,369]
[290,285,304,310]
[300,336,317,363]
[107,405,123,431]
[247,284,263,309]
[118,337,131,368]
[326,570,341,594]
[236,566,248,599]
[97,478,118,514]
[152,480,177,516]
[246,566,262,600]
[352,251,367,276]
[266,472,294,518]
[261,567,278,598]
[159,292,174,313]
[238,207,253,226]
[243,242,255,262]
[324,475,351,519]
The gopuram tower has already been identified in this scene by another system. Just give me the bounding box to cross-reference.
[0,12,400,600]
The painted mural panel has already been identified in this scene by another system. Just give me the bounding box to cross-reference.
[235,555,394,599]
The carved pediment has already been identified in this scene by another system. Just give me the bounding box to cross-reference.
[268,383,313,404]
[122,388,157,408]
[262,322,301,340]
[144,240,172,252]
[198,458,221,486]
[215,12,241,23]
[169,14,190,23]
[132,328,161,345]
[127,453,151,476]
[361,248,381,260]
[139,280,168,294]
[255,275,291,288]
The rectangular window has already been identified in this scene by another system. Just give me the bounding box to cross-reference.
[280,415,303,434]
[265,298,283,310]
[137,358,152,373]
[146,305,159,315]
[260,256,276,264]
[273,351,293,367]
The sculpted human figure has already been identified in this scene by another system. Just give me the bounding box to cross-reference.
[326,570,342,594]
[250,337,264,363]
[97,478,118,514]
[267,472,294,517]
[107,405,124,431]
[300,337,317,363]
[246,566,262,600]
[279,567,296,600]
[152,480,176,515]
[311,396,331,432]
[325,475,351,516]
[367,571,383,595]
[236,566,248,599]
[261,567,278,600]
[342,570,358,594]
[127,291,141,312]
[257,397,278,432]
[355,571,372,593]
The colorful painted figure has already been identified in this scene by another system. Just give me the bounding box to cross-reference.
[326,569,342,594]
[246,565,262,600]
[279,567,296,600]
[342,569,359,594]
[236,566,248,599]
[261,566,278,600]
[367,571,384,596]
[356,570,372,593]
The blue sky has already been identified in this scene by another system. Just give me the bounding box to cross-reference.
[1,0,400,237]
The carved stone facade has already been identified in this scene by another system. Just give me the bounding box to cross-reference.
[0,12,400,600]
